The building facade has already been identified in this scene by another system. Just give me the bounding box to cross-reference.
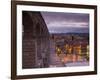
[22,11,50,68]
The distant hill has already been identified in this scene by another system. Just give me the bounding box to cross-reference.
[51,33,89,37]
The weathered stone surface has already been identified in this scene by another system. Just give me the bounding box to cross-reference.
[22,11,50,69]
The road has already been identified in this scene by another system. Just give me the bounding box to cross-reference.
[49,40,65,67]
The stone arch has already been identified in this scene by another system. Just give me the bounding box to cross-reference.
[22,11,50,68]
[22,11,36,68]
[22,11,33,37]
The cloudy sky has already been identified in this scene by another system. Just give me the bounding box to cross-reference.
[41,12,89,33]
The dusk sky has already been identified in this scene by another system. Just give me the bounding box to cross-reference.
[41,12,89,33]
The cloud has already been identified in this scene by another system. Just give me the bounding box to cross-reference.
[47,21,89,28]
[41,11,89,33]
[48,27,89,33]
